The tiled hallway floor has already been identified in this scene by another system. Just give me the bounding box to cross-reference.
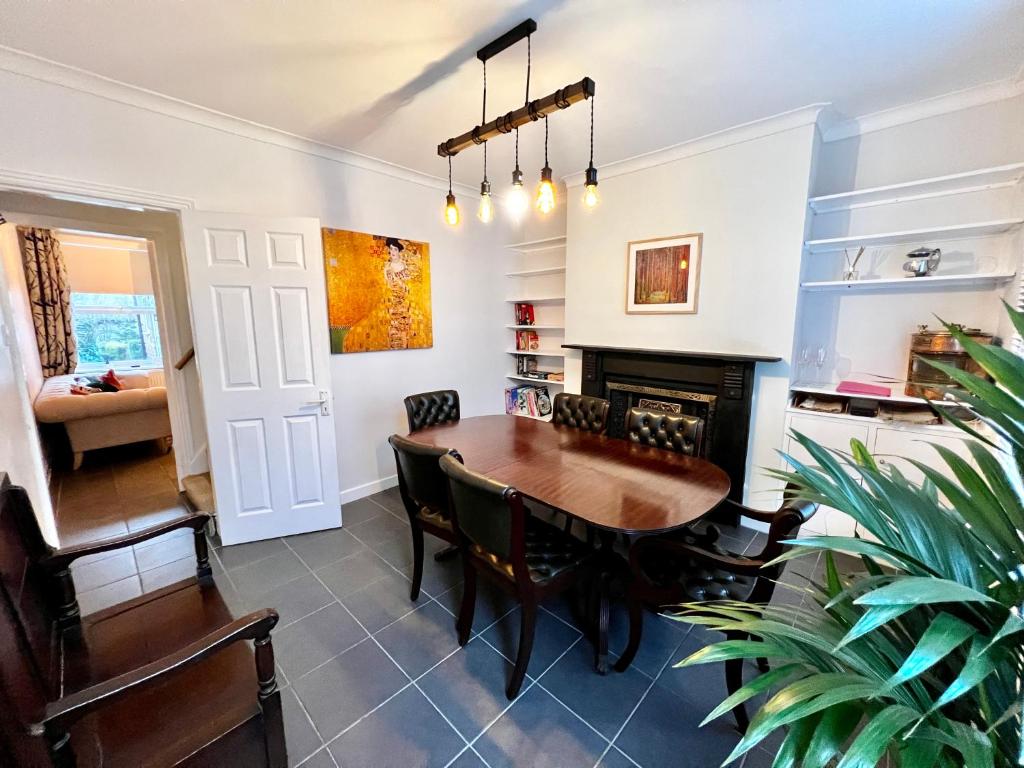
[62,478,809,768]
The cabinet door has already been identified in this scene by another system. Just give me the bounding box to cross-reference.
[873,428,974,488]
[784,415,870,538]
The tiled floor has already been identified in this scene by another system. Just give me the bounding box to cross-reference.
[56,460,816,768]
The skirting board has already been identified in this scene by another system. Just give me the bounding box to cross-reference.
[340,474,399,505]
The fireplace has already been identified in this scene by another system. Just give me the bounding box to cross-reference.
[563,344,780,524]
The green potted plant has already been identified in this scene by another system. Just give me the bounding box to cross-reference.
[674,305,1024,767]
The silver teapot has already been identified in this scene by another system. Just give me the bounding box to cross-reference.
[903,247,941,278]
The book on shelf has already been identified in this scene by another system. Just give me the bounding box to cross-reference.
[505,384,552,418]
[516,354,539,375]
[513,302,535,326]
[515,368,564,382]
[515,330,540,351]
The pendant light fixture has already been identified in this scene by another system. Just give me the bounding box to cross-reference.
[444,155,460,226]
[436,19,596,223]
[535,115,556,214]
[476,59,494,223]
[583,95,599,208]
[507,129,528,218]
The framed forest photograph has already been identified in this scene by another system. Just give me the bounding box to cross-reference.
[625,233,702,314]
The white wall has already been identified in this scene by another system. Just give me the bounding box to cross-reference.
[0,222,55,542]
[563,122,818,506]
[0,68,509,503]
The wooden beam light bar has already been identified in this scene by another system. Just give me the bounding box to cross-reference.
[436,77,595,158]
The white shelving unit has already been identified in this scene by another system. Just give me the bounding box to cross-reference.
[801,272,1016,292]
[788,161,1024,540]
[504,237,567,419]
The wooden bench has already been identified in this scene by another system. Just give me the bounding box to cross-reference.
[0,473,287,767]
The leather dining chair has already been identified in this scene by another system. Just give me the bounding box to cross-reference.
[551,393,610,433]
[439,453,597,699]
[614,489,818,732]
[625,406,705,455]
[388,434,461,601]
[404,389,460,432]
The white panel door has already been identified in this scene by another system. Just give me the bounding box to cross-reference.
[785,414,870,538]
[181,212,340,544]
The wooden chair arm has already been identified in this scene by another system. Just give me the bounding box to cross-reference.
[630,535,766,579]
[716,498,776,524]
[45,511,211,570]
[41,608,279,729]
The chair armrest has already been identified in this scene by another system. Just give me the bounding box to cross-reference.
[630,535,765,579]
[41,608,279,729]
[44,511,211,570]
[716,498,777,524]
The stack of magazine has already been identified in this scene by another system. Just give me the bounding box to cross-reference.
[505,384,552,419]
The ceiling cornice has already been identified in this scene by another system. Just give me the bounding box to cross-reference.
[0,45,478,196]
[822,73,1024,142]
[563,104,829,187]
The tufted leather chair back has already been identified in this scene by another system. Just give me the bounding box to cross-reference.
[439,453,517,563]
[404,390,460,433]
[388,435,452,517]
[626,407,705,455]
[551,393,610,433]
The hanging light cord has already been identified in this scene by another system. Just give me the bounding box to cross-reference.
[544,114,549,165]
[514,127,519,169]
[448,155,453,194]
[482,60,488,182]
[589,94,595,167]
[525,35,531,106]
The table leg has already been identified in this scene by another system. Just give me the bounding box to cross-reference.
[593,530,617,675]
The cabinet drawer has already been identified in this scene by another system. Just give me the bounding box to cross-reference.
[873,427,974,486]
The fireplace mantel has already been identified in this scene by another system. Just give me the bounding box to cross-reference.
[561,344,781,364]
[563,344,779,519]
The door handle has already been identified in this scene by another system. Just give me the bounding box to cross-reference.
[305,389,330,416]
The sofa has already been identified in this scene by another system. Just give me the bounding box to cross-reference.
[33,370,172,469]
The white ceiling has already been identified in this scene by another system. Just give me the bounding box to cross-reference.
[1,0,1022,187]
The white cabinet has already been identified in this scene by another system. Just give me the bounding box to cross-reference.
[784,414,869,537]
[781,411,975,539]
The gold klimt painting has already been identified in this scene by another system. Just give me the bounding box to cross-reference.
[322,229,432,353]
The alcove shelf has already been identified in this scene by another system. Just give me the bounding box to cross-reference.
[804,218,1024,254]
[504,235,567,419]
[800,272,1016,292]
[789,382,928,405]
[807,162,1024,213]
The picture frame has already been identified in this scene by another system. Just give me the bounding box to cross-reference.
[625,233,702,314]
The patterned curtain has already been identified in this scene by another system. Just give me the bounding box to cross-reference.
[17,227,78,377]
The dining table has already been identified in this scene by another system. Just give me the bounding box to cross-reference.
[405,414,731,673]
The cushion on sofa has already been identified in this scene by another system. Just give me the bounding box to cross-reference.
[34,372,168,424]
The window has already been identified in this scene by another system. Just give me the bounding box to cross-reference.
[72,292,162,372]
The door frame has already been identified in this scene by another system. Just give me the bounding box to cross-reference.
[0,167,202,484]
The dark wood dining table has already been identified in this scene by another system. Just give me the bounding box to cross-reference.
[406,414,731,672]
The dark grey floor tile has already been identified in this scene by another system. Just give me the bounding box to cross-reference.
[217,537,287,570]
[281,687,322,767]
[606,608,688,679]
[275,603,367,679]
[347,510,409,549]
[293,638,408,741]
[417,638,517,740]
[316,549,396,599]
[370,528,417,569]
[77,575,142,615]
[482,606,581,675]
[327,685,464,768]
[342,497,389,526]
[744,532,769,556]
[436,579,517,635]
[249,573,335,628]
[417,543,464,597]
[617,634,741,768]
[232,550,311,599]
[741,746,777,767]
[369,486,406,517]
[446,748,488,768]
[473,684,608,768]
[340,569,419,634]
[297,748,337,768]
[375,600,459,679]
[539,640,651,739]
[538,587,590,631]
[596,746,639,767]
[134,532,196,572]
[286,527,365,570]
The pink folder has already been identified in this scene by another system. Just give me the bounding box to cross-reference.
[836,380,892,397]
